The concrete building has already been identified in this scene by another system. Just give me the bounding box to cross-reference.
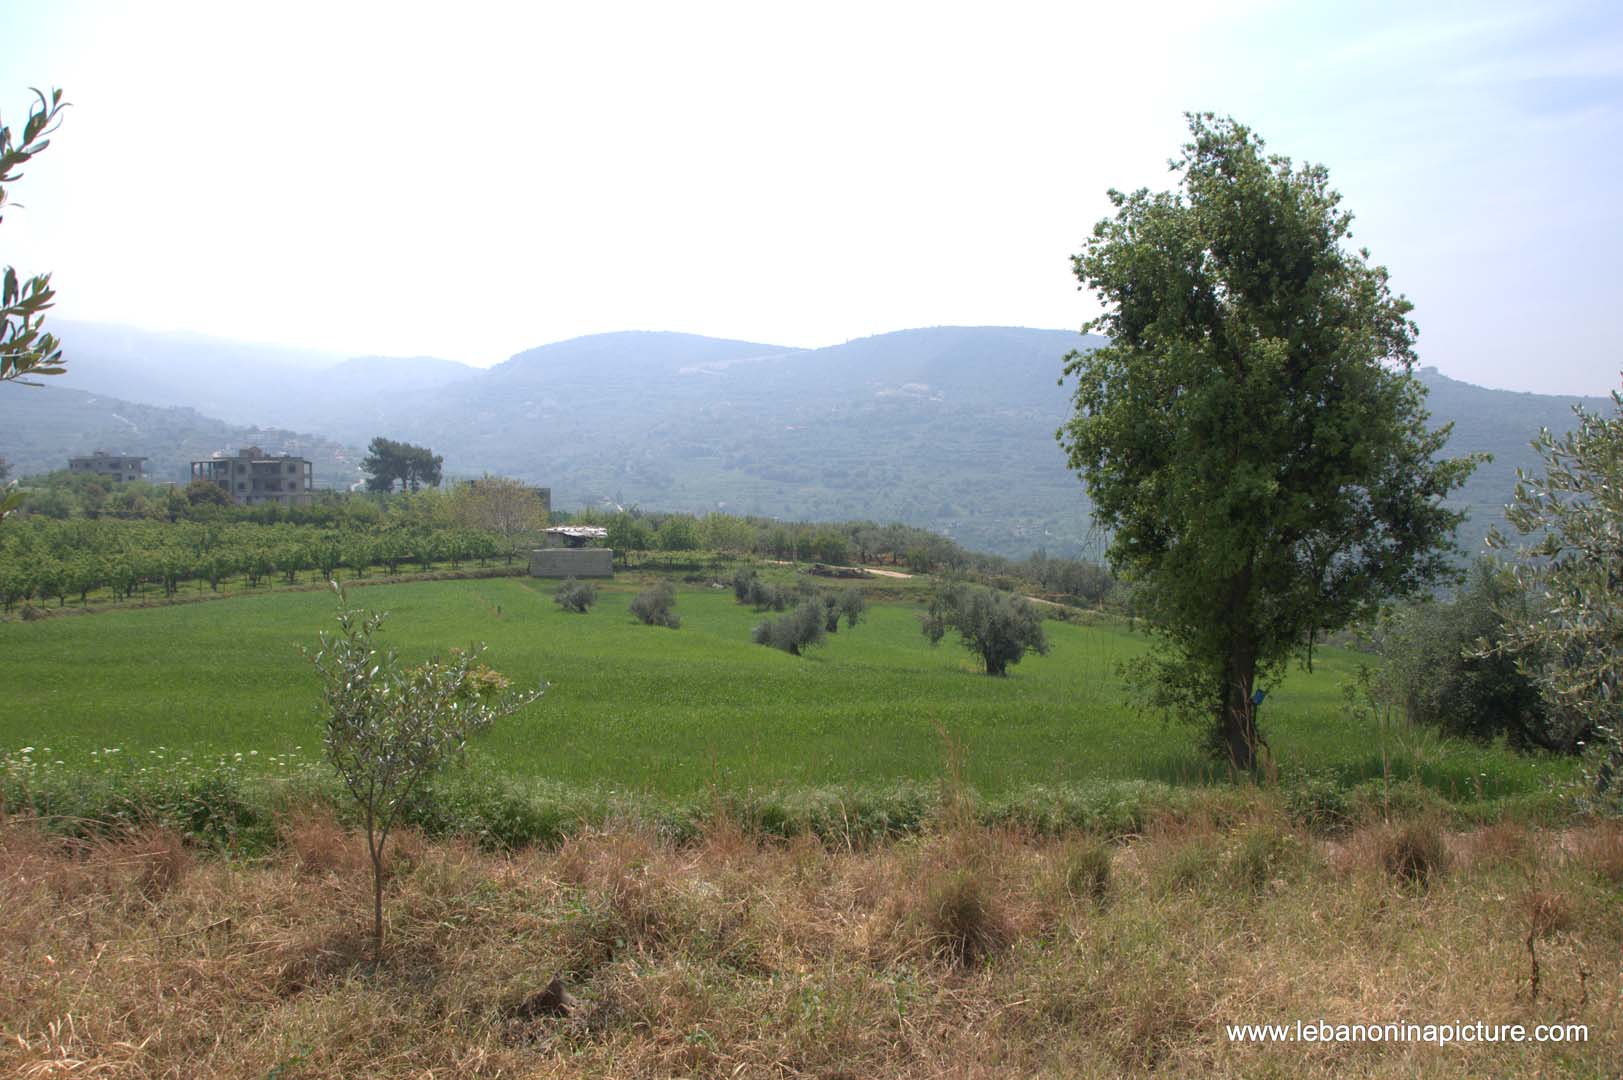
[531,526,613,578]
[190,446,314,506]
[68,451,147,482]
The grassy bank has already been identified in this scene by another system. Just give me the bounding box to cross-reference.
[3,803,1618,1078]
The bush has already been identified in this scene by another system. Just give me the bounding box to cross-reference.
[921,583,1049,676]
[553,577,598,614]
[629,582,680,628]
[752,602,825,656]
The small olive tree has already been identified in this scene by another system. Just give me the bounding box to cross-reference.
[922,583,1049,676]
[553,576,597,613]
[629,581,680,628]
[307,586,544,958]
[753,601,825,656]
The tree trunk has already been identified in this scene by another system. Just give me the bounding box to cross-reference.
[1220,562,1260,773]
[1220,663,1259,773]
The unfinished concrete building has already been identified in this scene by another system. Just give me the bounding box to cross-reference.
[190,446,314,507]
[68,451,147,482]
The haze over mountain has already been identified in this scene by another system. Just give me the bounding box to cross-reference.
[5,322,1611,557]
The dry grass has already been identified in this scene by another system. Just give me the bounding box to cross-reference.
[1,808,1619,1078]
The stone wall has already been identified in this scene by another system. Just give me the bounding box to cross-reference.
[528,547,614,579]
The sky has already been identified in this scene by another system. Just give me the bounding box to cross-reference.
[1,0,1619,394]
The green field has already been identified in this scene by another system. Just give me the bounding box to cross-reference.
[1,576,1572,800]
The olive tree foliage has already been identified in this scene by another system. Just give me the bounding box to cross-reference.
[1058,114,1476,769]
[553,576,597,613]
[1375,560,1555,750]
[307,585,544,958]
[922,583,1049,676]
[1,88,68,524]
[753,601,825,656]
[1486,391,1623,804]
[1,87,67,388]
[629,581,680,628]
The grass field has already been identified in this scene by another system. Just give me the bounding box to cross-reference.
[0,575,1574,803]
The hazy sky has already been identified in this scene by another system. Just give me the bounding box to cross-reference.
[2,0,1619,393]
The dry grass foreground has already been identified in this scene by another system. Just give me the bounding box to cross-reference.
[2,805,1619,1078]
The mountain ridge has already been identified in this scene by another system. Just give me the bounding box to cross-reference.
[7,321,1612,556]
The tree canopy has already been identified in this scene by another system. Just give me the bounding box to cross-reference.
[1488,389,1623,803]
[361,437,443,493]
[1059,114,1476,769]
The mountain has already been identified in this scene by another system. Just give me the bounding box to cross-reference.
[45,320,476,437]
[0,383,363,489]
[1414,366,1612,555]
[15,320,1615,557]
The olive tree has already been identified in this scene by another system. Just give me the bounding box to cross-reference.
[307,585,544,958]
[922,583,1049,676]
[1487,390,1623,803]
[1059,114,1476,769]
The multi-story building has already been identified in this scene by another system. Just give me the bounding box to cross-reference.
[190,446,314,506]
[68,451,147,482]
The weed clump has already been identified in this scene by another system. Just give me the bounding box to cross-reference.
[1377,818,1449,888]
[1282,771,1352,836]
[1224,823,1307,893]
[1061,840,1113,903]
[921,866,1010,967]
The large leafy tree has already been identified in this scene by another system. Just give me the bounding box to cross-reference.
[1059,115,1476,769]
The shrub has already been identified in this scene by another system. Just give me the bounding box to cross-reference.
[629,582,680,628]
[553,577,597,614]
[752,602,825,656]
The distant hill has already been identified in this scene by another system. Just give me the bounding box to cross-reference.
[0,383,363,489]
[45,320,476,437]
[1414,366,1612,555]
[18,320,1615,556]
